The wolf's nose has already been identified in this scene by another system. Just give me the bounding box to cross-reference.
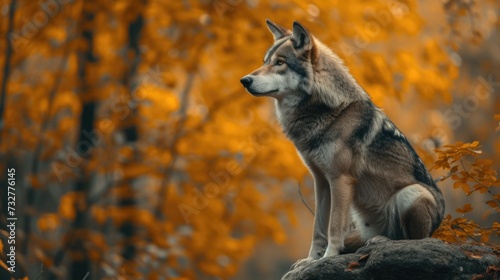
[240,76,253,88]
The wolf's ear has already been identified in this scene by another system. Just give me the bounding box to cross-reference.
[291,21,311,50]
[266,19,288,41]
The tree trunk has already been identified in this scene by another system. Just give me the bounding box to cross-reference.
[68,9,97,280]
[118,3,146,268]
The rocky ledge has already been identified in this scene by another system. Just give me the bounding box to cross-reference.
[282,238,500,280]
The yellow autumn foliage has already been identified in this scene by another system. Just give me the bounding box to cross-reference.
[0,0,499,279]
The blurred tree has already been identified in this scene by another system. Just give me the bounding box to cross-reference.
[0,0,498,279]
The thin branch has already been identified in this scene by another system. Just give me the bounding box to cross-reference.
[35,264,44,280]
[454,223,481,243]
[463,222,497,232]
[459,158,500,205]
[434,172,452,184]
[443,221,463,243]
[298,183,314,216]
[455,222,494,246]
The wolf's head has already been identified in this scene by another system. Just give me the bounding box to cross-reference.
[241,20,368,109]
[240,20,316,102]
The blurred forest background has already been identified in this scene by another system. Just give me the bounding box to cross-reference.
[0,0,499,279]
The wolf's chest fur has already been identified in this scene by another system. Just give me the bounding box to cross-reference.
[275,97,372,157]
[276,99,344,153]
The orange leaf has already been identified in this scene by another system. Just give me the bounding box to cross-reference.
[456,203,473,214]
[346,261,360,272]
[486,200,498,208]
[38,214,60,232]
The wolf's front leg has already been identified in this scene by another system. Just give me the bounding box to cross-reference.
[291,173,330,269]
[323,175,354,257]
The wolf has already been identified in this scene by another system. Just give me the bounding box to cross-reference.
[240,20,445,268]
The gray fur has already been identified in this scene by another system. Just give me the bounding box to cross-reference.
[240,20,445,267]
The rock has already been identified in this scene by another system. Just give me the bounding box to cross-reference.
[282,238,500,280]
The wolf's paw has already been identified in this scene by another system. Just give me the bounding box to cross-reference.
[322,244,340,258]
[365,235,390,246]
[290,258,316,270]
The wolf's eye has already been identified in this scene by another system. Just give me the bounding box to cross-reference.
[276,60,285,66]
